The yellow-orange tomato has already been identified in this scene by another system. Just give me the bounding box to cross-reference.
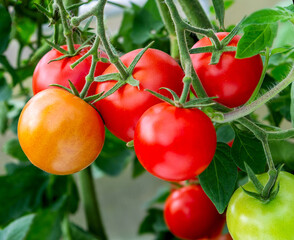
[18,88,105,175]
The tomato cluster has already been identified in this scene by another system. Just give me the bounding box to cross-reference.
[18,32,264,239]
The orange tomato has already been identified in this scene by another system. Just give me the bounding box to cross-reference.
[18,88,105,175]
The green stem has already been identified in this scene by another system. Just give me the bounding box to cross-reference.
[71,0,129,79]
[165,0,208,99]
[55,0,75,54]
[247,47,270,104]
[155,0,179,59]
[79,167,107,240]
[215,65,294,123]
[179,76,192,104]
[268,129,294,140]
[178,0,214,30]
[62,214,72,240]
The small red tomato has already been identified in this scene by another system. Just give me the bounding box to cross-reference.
[33,45,110,96]
[164,185,225,240]
[95,48,184,142]
[191,32,263,108]
[134,102,216,181]
[18,88,105,175]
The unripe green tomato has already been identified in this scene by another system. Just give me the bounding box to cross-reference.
[227,171,294,240]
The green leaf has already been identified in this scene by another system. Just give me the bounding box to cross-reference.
[132,157,145,178]
[231,127,267,173]
[0,165,48,226]
[3,138,29,162]
[139,208,168,235]
[69,223,98,240]
[243,8,294,25]
[236,23,278,58]
[131,0,163,44]
[271,63,293,82]
[212,0,225,28]
[43,175,79,214]
[199,143,238,214]
[0,214,35,240]
[216,124,235,143]
[94,131,135,176]
[25,210,62,240]
[0,101,8,134]
[0,4,11,54]
[13,16,36,45]
[270,140,294,170]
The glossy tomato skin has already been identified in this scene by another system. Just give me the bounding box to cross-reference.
[95,48,184,142]
[134,102,216,181]
[191,32,263,108]
[33,45,110,96]
[18,88,105,175]
[227,171,294,240]
[164,185,225,240]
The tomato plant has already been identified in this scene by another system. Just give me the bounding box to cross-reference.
[190,32,263,108]
[33,45,109,96]
[95,48,184,142]
[134,102,216,181]
[164,185,225,240]
[227,171,294,240]
[18,88,105,175]
[2,0,294,239]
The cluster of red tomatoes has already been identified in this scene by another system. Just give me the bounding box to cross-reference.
[18,32,263,239]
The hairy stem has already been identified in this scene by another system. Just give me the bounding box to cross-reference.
[165,0,207,99]
[155,0,179,59]
[178,0,214,30]
[79,167,107,240]
[215,66,294,123]
[55,0,75,54]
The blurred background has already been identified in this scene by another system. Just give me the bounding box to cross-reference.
[0,0,290,239]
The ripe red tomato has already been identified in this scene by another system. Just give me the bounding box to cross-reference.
[164,185,225,240]
[18,88,105,175]
[33,45,110,96]
[134,102,216,181]
[191,32,263,108]
[94,48,184,142]
[227,140,234,147]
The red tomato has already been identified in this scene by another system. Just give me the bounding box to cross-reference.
[164,185,225,240]
[18,88,105,175]
[33,45,110,96]
[191,32,263,108]
[134,102,216,181]
[95,48,184,142]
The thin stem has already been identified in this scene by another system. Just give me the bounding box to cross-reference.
[165,0,207,98]
[262,140,275,171]
[71,0,129,79]
[55,0,75,54]
[237,118,276,171]
[268,129,294,140]
[62,214,72,240]
[215,65,294,123]
[178,0,214,30]
[79,167,107,240]
[247,47,270,104]
[179,77,192,104]
[183,23,222,49]
[155,0,179,59]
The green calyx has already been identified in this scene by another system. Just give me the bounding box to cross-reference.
[242,163,282,203]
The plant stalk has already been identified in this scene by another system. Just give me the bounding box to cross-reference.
[79,167,107,240]
[155,0,179,59]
